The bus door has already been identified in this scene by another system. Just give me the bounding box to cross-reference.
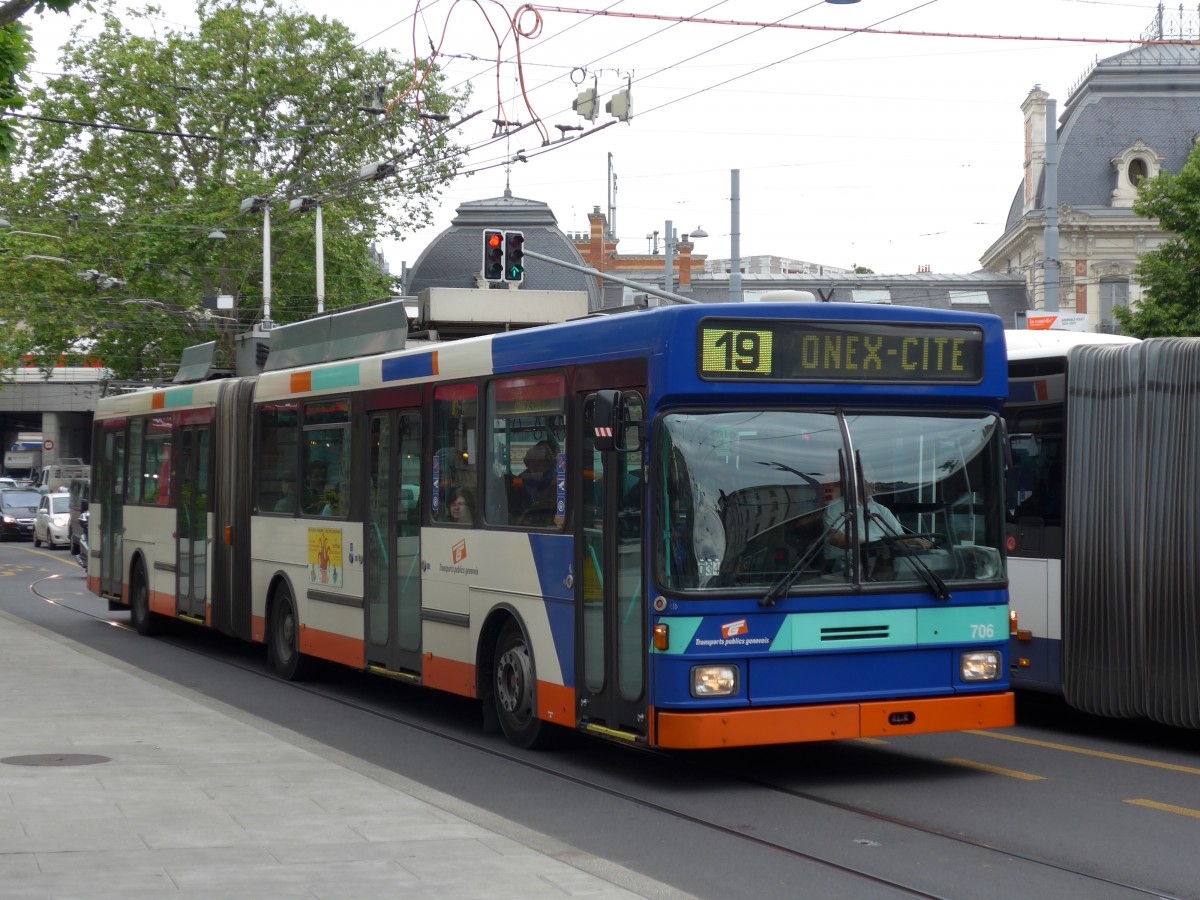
[176,425,210,621]
[99,425,125,600]
[576,390,647,741]
[364,410,423,674]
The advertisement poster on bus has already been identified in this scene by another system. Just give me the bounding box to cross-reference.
[308,527,343,587]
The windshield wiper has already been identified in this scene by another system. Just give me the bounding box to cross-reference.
[866,512,951,601]
[760,511,846,607]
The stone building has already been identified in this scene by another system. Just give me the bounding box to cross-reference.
[982,6,1200,332]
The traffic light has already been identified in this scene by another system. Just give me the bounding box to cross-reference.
[483,230,504,281]
[503,231,525,282]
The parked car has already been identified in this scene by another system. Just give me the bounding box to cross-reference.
[34,490,71,549]
[0,489,41,541]
[0,477,18,490]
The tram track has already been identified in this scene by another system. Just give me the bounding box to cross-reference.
[27,569,1185,900]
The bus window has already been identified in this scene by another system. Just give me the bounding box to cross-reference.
[432,383,477,523]
[125,418,144,505]
[141,417,172,505]
[485,374,566,528]
[302,399,350,517]
[1006,409,1063,523]
[258,402,299,515]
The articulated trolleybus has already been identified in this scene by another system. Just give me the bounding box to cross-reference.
[1006,329,1200,728]
[89,299,1013,749]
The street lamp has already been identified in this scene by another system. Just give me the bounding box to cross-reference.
[359,160,397,181]
[240,196,272,326]
[289,197,325,314]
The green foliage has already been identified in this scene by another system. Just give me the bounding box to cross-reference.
[1117,141,1200,336]
[0,2,90,156]
[0,21,34,158]
[0,0,466,378]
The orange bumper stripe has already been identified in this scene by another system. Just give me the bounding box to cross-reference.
[656,692,1014,749]
[423,654,476,698]
[299,626,362,669]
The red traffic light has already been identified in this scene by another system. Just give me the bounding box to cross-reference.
[483,229,505,281]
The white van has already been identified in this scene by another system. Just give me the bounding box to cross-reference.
[38,459,90,495]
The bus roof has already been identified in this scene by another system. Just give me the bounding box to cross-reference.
[1004,329,1139,361]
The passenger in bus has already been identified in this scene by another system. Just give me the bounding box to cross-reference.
[303,461,333,515]
[274,477,296,513]
[447,487,475,523]
[823,481,931,573]
[516,441,557,524]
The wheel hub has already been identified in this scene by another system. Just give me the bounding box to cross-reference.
[496,644,532,715]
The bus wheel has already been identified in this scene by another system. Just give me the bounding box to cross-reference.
[268,585,308,681]
[493,619,553,749]
[129,562,161,636]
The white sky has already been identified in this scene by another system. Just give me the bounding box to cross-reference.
[25,0,1169,276]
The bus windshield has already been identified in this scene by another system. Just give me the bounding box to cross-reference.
[656,410,1005,594]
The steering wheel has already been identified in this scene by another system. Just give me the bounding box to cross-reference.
[866,533,942,552]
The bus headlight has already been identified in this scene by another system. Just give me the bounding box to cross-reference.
[960,650,1001,682]
[691,665,739,697]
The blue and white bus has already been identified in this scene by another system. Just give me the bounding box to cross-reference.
[89,299,1013,749]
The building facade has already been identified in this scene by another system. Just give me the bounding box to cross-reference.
[982,7,1200,332]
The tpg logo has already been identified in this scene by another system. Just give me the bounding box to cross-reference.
[721,619,748,639]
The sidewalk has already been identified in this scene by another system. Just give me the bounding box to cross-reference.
[0,609,688,899]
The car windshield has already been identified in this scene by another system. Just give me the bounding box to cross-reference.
[1,491,41,511]
[655,409,1006,595]
[50,495,70,514]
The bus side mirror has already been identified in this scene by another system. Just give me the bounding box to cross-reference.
[593,390,643,453]
[593,390,621,451]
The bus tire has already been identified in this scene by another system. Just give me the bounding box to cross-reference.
[129,561,162,636]
[493,619,554,749]
[268,584,308,681]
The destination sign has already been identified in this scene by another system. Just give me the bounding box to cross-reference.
[698,319,985,384]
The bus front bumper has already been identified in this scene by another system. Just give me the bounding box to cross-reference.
[653,691,1014,749]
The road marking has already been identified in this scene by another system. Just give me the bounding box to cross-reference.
[968,730,1200,775]
[1126,799,1200,819]
[855,737,889,745]
[944,757,1045,780]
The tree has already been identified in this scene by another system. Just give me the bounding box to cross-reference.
[0,0,467,378]
[0,1,89,158]
[1115,140,1200,336]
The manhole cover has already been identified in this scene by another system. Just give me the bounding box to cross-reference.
[1,754,111,767]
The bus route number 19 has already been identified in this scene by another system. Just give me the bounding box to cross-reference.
[702,328,773,376]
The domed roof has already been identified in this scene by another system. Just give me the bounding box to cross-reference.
[406,192,601,306]
[1005,40,1200,231]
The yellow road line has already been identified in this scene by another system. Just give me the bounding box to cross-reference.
[968,730,1200,775]
[855,737,889,745]
[1126,799,1200,819]
[944,757,1045,781]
